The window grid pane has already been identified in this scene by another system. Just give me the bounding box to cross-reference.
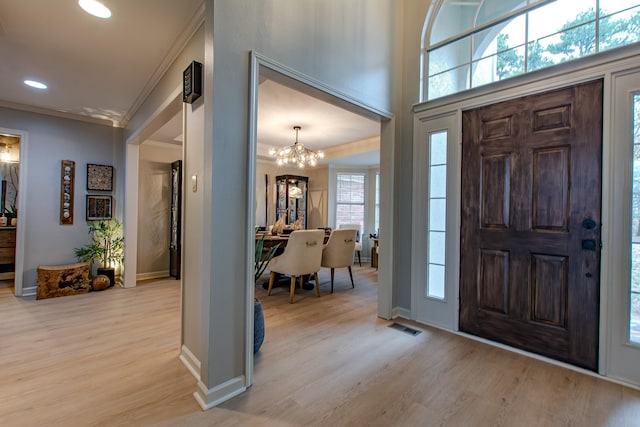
[426,1,640,100]
[631,93,640,344]
[427,131,447,300]
[336,173,365,230]
[428,63,471,100]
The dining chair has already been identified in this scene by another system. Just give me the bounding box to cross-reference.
[267,229,324,303]
[321,228,357,293]
[338,224,362,266]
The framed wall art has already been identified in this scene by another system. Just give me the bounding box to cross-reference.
[87,163,113,191]
[60,160,75,225]
[86,195,113,221]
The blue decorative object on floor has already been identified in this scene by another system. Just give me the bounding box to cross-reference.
[254,298,265,353]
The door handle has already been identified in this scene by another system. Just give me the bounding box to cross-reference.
[581,239,596,251]
[582,218,597,230]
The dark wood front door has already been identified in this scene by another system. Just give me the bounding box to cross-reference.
[459,80,603,370]
[170,160,182,280]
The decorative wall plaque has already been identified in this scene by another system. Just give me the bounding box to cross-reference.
[60,160,75,225]
[86,195,112,221]
[87,163,113,191]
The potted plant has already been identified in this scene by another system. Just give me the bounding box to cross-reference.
[253,231,280,353]
[5,204,17,226]
[74,219,124,287]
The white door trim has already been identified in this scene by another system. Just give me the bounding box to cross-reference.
[0,126,28,296]
[411,112,460,330]
[247,51,395,386]
[604,67,640,387]
[124,86,182,288]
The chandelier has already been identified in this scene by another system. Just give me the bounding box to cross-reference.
[269,126,324,168]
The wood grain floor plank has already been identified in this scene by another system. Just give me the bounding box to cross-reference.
[1,268,639,427]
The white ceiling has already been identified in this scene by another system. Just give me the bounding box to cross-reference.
[0,0,380,166]
[0,0,203,125]
[256,79,380,152]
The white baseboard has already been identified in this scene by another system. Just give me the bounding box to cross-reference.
[179,345,201,380]
[136,270,170,281]
[21,285,36,297]
[391,306,411,319]
[193,375,246,410]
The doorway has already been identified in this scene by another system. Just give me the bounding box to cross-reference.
[0,128,26,296]
[459,80,603,370]
[124,93,183,287]
[247,53,394,385]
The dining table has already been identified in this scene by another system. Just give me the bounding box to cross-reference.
[256,231,330,249]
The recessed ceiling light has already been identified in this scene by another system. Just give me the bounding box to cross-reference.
[79,0,112,19]
[24,80,48,90]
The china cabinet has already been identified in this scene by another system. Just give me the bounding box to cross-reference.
[275,175,308,229]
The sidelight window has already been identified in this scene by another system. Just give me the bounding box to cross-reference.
[427,131,447,300]
[631,93,640,344]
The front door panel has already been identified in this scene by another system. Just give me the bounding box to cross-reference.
[460,80,603,370]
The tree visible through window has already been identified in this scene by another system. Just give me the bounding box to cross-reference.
[631,93,640,344]
[425,0,640,100]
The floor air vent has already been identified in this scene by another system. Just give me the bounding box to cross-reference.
[388,323,422,336]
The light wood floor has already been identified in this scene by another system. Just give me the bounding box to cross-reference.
[1,269,639,427]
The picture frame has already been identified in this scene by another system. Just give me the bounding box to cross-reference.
[87,163,113,191]
[60,160,75,225]
[86,195,113,220]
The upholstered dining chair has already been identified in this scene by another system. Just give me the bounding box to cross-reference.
[338,224,362,266]
[321,228,357,293]
[267,229,324,303]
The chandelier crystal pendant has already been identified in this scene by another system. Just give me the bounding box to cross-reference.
[269,126,324,168]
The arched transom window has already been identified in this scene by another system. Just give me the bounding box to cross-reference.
[423,0,640,100]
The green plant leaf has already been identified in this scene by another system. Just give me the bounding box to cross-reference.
[254,232,280,283]
[74,219,124,269]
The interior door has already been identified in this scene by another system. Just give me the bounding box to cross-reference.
[170,160,182,279]
[460,80,603,370]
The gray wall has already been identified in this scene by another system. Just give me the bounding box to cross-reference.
[137,143,182,277]
[0,107,124,287]
[196,0,401,397]
[125,22,205,363]
[394,1,433,310]
[122,0,422,402]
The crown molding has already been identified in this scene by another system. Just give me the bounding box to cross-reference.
[121,3,205,128]
[0,99,116,127]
